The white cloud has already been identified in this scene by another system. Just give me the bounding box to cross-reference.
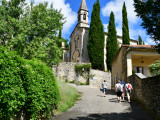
[101,0,157,45]
[26,0,77,37]
[102,0,138,25]
[103,24,108,32]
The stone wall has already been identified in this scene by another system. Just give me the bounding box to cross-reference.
[128,73,160,118]
[53,62,111,89]
[90,69,111,89]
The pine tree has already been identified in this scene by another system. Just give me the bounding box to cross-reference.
[122,2,130,45]
[138,35,142,45]
[88,0,104,70]
[107,12,118,71]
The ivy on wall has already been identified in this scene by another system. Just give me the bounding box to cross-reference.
[74,64,91,85]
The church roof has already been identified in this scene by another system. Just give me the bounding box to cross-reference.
[79,0,88,12]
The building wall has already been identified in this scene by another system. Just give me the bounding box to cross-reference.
[111,47,127,88]
[53,62,111,89]
[82,28,90,62]
[112,47,160,88]
[128,74,160,118]
[70,27,83,62]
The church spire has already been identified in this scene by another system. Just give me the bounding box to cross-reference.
[77,0,89,28]
[79,0,88,12]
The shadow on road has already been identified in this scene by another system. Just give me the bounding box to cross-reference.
[69,97,155,120]
[99,89,116,95]
[69,111,154,120]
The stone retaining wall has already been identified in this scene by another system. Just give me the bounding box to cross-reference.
[128,74,160,118]
[52,62,111,89]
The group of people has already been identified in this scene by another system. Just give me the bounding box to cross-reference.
[115,80,133,103]
[102,80,133,103]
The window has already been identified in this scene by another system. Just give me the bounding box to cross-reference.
[137,67,143,74]
[83,14,86,20]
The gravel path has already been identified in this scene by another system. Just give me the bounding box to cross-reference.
[52,85,154,120]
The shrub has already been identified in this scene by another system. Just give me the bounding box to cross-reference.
[149,60,160,76]
[75,64,91,85]
[0,47,60,119]
[0,47,25,119]
[75,64,91,76]
[21,59,60,119]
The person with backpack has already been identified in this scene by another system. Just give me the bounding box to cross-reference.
[115,80,123,102]
[120,80,126,100]
[102,80,107,96]
[125,81,133,103]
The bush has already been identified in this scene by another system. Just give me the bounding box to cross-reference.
[0,47,25,119]
[0,47,60,119]
[75,64,91,76]
[149,60,160,76]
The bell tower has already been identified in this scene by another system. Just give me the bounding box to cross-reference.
[77,0,89,28]
[69,0,90,63]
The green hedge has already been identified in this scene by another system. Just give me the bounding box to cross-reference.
[149,60,160,76]
[0,47,60,119]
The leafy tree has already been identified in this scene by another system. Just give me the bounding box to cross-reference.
[138,35,143,45]
[133,0,160,43]
[88,0,104,70]
[149,60,160,76]
[0,1,64,67]
[0,0,25,46]
[107,12,118,71]
[122,2,130,45]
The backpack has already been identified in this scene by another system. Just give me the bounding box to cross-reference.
[127,84,131,90]
[117,84,122,92]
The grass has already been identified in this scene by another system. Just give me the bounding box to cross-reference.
[54,80,81,115]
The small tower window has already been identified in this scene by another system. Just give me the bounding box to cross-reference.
[83,13,86,20]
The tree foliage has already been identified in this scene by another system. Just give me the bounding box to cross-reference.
[134,0,160,42]
[149,60,160,76]
[0,0,64,67]
[122,2,130,45]
[138,35,143,45]
[88,0,104,70]
[0,47,60,119]
[107,12,118,71]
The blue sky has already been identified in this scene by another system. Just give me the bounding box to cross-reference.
[27,0,156,45]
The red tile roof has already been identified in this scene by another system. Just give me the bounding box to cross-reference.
[121,45,155,48]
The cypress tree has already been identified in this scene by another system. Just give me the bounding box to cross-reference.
[122,2,130,45]
[143,41,145,45]
[138,35,142,45]
[88,0,104,70]
[107,12,118,71]
[58,29,62,47]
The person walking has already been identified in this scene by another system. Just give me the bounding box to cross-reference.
[115,80,123,102]
[120,80,126,100]
[125,81,133,103]
[102,80,107,96]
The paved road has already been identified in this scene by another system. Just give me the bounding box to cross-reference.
[53,85,154,120]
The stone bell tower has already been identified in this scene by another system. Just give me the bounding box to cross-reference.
[69,0,90,63]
